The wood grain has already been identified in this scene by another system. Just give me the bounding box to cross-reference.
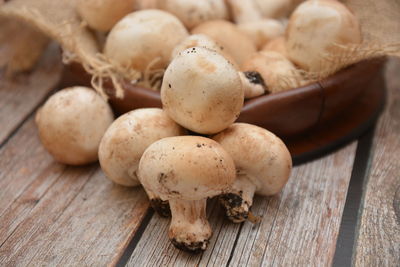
[126,143,357,266]
[0,118,150,266]
[354,58,400,266]
[0,44,62,144]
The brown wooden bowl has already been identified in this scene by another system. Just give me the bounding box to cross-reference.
[61,58,387,164]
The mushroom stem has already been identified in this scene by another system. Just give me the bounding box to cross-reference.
[219,174,257,223]
[168,199,211,252]
[239,71,268,99]
[145,188,171,217]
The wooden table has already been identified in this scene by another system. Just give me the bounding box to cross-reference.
[0,53,398,266]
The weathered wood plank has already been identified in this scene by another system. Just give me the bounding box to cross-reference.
[23,171,149,266]
[354,58,400,266]
[0,119,62,224]
[0,118,150,266]
[0,43,62,144]
[126,143,357,266]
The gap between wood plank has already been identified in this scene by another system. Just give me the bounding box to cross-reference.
[332,127,375,266]
[116,208,155,267]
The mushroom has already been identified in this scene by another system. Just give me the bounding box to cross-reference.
[261,36,288,58]
[192,20,257,66]
[77,0,135,32]
[225,0,262,24]
[138,136,236,251]
[104,9,188,73]
[99,108,186,216]
[161,47,243,134]
[238,19,285,49]
[212,123,292,223]
[253,0,292,19]
[170,34,223,61]
[156,0,229,30]
[286,0,362,71]
[238,71,267,99]
[241,51,304,94]
[35,86,114,165]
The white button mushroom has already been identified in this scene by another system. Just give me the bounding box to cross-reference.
[192,20,257,66]
[212,123,292,223]
[77,0,135,32]
[35,86,114,165]
[98,108,186,186]
[286,0,362,71]
[157,0,229,30]
[161,47,244,134]
[238,19,285,49]
[170,34,223,61]
[241,51,304,94]
[98,108,186,216]
[225,0,263,24]
[261,36,288,58]
[238,71,267,99]
[104,9,188,73]
[253,0,292,19]
[138,136,236,251]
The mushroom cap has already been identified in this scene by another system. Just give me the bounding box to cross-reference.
[138,136,236,201]
[241,51,301,93]
[212,123,292,196]
[286,0,362,71]
[261,36,288,58]
[77,0,135,32]
[98,108,186,187]
[170,34,223,61]
[161,47,243,134]
[35,86,114,165]
[192,20,257,66]
[159,0,229,29]
[238,19,285,49]
[104,9,188,72]
[254,0,292,19]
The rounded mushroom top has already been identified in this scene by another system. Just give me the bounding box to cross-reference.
[212,123,292,196]
[138,136,236,201]
[161,47,243,134]
[286,0,362,71]
[104,9,188,72]
[35,86,114,165]
[98,108,186,187]
[158,0,229,29]
[77,0,135,32]
[192,20,257,66]
[170,34,223,61]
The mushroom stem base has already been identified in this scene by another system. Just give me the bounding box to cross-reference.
[219,176,256,223]
[168,199,211,252]
[145,188,171,217]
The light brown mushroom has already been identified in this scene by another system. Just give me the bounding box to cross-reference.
[35,86,114,165]
[161,47,243,134]
[254,0,292,19]
[286,0,362,71]
[77,0,135,32]
[104,9,188,73]
[225,0,262,24]
[192,20,257,66]
[238,19,285,49]
[241,51,304,94]
[156,0,229,29]
[261,36,288,58]
[170,34,223,61]
[138,136,236,251]
[98,108,186,216]
[212,123,292,223]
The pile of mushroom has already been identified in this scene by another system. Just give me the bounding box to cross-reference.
[32,0,366,253]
